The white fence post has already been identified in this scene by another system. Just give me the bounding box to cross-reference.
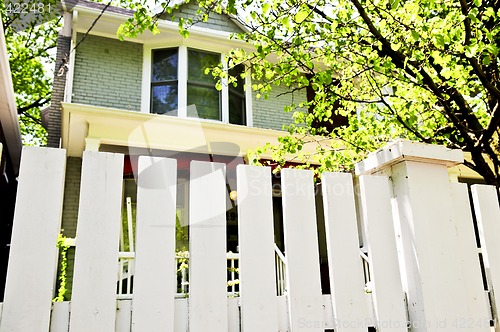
[281,168,324,331]
[237,165,279,332]
[321,172,371,332]
[356,140,489,331]
[69,151,124,332]
[132,157,177,331]
[189,161,228,332]
[0,147,66,332]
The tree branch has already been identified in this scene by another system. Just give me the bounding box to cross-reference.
[17,97,50,114]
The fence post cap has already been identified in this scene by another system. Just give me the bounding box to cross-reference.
[355,140,464,175]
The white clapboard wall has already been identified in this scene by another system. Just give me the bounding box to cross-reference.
[0,146,499,332]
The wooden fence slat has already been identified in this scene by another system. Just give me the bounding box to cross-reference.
[236,165,278,332]
[471,184,500,327]
[174,299,188,332]
[189,161,228,332]
[116,300,132,332]
[50,302,70,332]
[0,147,66,332]
[321,172,372,332]
[228,298,240,332]
[359,175,407,331]
[69,151,124,332]
[132,157,177,331]
[449,183,491,330]
[281,168,324,331]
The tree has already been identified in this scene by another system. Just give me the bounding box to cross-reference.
[123,0,500,185]
[1,0,62,146]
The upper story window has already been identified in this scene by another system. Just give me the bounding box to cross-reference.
[150,47,249,126]
[151,49,179,116]
[187,50,220,121]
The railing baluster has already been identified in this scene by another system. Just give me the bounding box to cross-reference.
[118,260,124,297]
[115,250,287,298]
[126,260,132,295]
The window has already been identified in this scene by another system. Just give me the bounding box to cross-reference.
[149,47,248,125]
[151,49,178,115]
[228,64,246,125]
[187,50,221,121]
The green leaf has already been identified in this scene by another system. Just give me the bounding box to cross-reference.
[295,9,309,23]
[411,30,419,41]
[262,3,270,14]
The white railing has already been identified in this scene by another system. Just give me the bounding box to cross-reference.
[275,244,287,296]
[117,248,287,298]
[117,252,134,299]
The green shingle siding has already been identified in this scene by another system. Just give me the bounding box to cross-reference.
[71,34,143,111]
[252,83,307,131]
[164,2,243,34]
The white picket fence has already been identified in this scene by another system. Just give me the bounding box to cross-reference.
[0,141,499,332]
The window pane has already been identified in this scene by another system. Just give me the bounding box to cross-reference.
[228,64,246,125]
[152,49,178,82]
[188,50,219,83]
[229,92,246,125]
[229,65,245,93]
[187,85,220,120]
[152,84,178,115]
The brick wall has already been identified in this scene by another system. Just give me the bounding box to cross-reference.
[165,2,243,34]
[71,34,143,111]
[252,83,307,131]
[47,34,71,148]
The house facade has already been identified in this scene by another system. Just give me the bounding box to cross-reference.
[45,0,320,298]
[43,1,488,300]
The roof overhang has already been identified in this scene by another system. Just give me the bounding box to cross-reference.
[71,2,252,52]
[61,102,326,162]
[0,15,22,174]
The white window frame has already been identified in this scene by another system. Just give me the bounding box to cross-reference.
[141,44,253,126]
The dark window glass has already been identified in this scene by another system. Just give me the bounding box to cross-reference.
[152,85,178,115]
[152,49,178,81]
[187,85,220,120]
[151,49,178,115]
[187,49,220,120]
[228,64,246,125]
[150,48,247,124]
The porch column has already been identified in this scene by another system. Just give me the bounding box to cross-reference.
[84,137,101,151]
[356,140,489,332]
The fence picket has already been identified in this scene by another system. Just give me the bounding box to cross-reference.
[69,151,124,332]
[281,168,324,331]
[449,183,491,330]
[116,300,132,332]
[471,184,500,327]
[321,172,373,331]
[189,161,228,332]
[237,165,278,332]
[359,175,407,331]
[132,157,177,331]
[0,147,66,332]
[50,302,70,332]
